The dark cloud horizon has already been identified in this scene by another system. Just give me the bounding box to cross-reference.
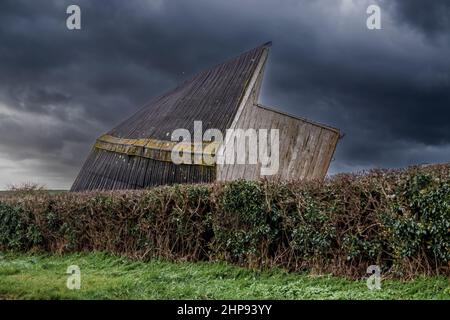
[0,0,449,189]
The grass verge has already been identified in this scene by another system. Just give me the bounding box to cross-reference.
[0,252,448,300]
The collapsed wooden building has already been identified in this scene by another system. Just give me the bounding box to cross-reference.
[71,42,340,191]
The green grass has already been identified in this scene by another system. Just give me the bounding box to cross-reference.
[0,252,448,300]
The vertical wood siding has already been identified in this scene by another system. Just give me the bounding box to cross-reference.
[217,101,340,182]
[71,148,215,191]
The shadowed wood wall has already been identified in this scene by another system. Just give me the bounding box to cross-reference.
[217,101,340,182]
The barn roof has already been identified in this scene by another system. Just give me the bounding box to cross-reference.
[108,41,272,140]
[71,41,341,191]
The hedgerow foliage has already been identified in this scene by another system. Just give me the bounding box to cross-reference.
[1,164,449,278]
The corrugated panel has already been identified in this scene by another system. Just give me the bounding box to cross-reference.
[71,148,215,191]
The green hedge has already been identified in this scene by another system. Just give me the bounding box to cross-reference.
[1,164,449,278]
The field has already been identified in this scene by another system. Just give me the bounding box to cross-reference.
[1,165,449,300]
[0,252,448,300]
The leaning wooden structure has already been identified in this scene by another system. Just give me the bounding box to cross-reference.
[71,42,340,191]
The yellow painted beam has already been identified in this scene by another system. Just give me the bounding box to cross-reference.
[94,134,220,167]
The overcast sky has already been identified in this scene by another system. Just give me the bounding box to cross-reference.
[0,0,449,189]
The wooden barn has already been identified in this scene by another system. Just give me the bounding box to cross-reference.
[71,42,340,191]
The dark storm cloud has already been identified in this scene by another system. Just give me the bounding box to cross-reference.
[0,0,449,188]
[391,0,450,36]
